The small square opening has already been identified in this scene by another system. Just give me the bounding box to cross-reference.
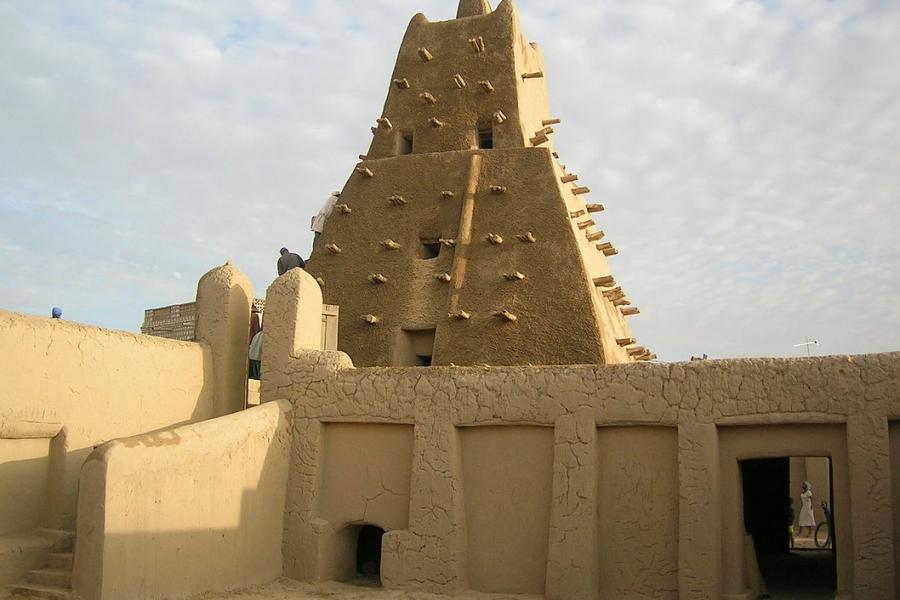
[397,131,414,155]
[478,127,494,149]
[419,238,441,260]
[397,328,436,367]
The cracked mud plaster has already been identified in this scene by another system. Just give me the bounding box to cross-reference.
[263,271,900,598]
[547,410,598,600]
[846,413,896,599]
[596,426,678,600]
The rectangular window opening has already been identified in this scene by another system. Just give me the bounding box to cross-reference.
[397,328,436,367]
[398,131,414,155]
[478,127,494,150]
[419,238,441,260]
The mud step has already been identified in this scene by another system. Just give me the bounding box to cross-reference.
[8,583,72,599]
[33,530,74,553]
[46,553,73,571]
[26,569,71,589]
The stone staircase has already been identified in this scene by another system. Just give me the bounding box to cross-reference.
[8,529,74,599]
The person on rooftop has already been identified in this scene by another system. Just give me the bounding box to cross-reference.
[277,247,305,276]
[310,191,341,248]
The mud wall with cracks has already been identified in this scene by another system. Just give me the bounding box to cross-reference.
[596,426,678,599]
[262,269,899,599]
[460,425,554,594]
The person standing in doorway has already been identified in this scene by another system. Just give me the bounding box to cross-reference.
[249,328,263,380]
[277,247,305,276]
[798,481,816,538]
[249,306,261,341]
[310,191,340,248]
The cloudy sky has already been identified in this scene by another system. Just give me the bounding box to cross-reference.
[1,0,898,362]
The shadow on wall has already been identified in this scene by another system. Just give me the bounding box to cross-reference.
[459,425,555,595]
[76,494,275,599]
[719,424,852,599]
[0,311,219,541]
[0,441,50,537]
[0,261,254,589]
[596,427,679,600]
[73,401,291,600]
[310,423,414,584]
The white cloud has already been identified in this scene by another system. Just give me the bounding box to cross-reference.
[1,0,898,361]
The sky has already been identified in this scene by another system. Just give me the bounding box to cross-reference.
[1,0,898,362]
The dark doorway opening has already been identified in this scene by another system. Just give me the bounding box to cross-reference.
[355,525,384,583]
[419,238,441,260]
[397,131,413,155]
[477,127,494,149]
[741,457,836,599]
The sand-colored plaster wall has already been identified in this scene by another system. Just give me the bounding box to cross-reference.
[369,2,525,158]
[0,310,215,533]
[261,269,898,598]
[596,427,678,599]
[73,400,292,600]
[307,148,619,367]
[319,423,414,532]
[308,423,415,583]
[0,438,49,537]
[719,424,852,598]
[460,425,554,594]
[305,0,639,368]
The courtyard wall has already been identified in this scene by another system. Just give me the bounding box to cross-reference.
[263,269,900,600]
[0,262,253,587]
[72,400,292,600]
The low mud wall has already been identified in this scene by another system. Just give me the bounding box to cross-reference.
[73,400,292,600]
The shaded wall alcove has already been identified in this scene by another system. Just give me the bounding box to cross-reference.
[719,424,851,600]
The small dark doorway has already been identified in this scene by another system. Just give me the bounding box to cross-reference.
[741,457,836,599]
[477,127,494,149]
[397,131,413,155]
[355,525,384,583]
[419,238,441,260]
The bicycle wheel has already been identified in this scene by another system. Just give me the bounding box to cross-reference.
[814,521,830,548]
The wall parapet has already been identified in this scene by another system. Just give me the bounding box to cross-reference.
[269,346,900,599]
[73,399,293,600]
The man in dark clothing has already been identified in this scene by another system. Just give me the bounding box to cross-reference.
[277,247,305,276]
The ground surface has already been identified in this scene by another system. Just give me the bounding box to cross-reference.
[759,549,837,600]
[0,559,836,600]
[180,579,537,600]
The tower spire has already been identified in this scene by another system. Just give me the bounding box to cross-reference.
[457,0,492,18]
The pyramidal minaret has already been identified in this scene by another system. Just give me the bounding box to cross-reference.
[305,0,651,367]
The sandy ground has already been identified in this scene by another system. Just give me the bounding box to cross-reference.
[182,579,536,600]
[1,558,835,600]
[759,549,837,600]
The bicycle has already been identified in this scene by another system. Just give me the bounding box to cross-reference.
[814,501,833,549]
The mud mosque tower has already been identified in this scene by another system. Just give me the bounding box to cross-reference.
[306,0,653,367]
